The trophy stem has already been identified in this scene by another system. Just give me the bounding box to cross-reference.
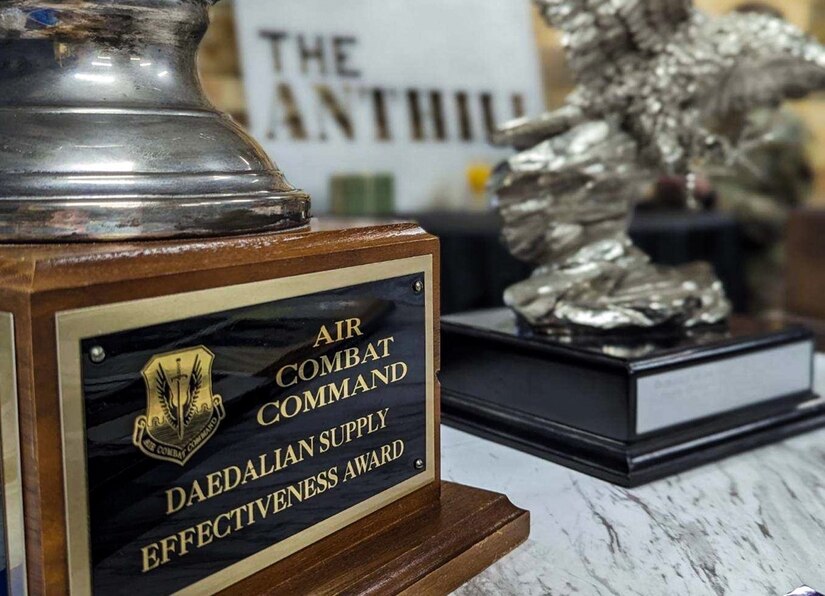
[0,1,310,242]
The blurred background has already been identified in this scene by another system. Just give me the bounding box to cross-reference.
[199,0,825,338]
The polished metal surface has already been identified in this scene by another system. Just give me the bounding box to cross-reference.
[492,0,825,333]
[0,1,310,241]
[636,340,813,434]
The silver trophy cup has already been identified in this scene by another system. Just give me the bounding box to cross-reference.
[0,1,310,241]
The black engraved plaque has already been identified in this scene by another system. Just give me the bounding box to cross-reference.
[77,271,430,593]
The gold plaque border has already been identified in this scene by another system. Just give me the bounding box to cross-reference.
[56,256,436,595]
[0,313,27,595]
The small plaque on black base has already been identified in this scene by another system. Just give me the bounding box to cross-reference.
[441,308,825,487]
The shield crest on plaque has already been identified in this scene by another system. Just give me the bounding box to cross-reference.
[133,346,225,465]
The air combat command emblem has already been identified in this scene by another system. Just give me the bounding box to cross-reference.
[133,346,225,465]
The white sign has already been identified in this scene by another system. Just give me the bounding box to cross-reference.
[235,0,544,212]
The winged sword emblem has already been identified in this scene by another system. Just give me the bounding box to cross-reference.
[133,346,224,465]
[154,354,202,439]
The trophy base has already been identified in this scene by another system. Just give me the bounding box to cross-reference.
[441,308,825,487]
[0,222,527,592]
[227,481,528,595]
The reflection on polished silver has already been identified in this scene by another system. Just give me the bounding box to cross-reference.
[0,1,310,241]
[492,0,825,332]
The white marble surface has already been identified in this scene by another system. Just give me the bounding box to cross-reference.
[445,355,825,595]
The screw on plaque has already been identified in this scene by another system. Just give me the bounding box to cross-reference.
[413,279,424,294]
[89,345,106,364]
[414,458,425,470]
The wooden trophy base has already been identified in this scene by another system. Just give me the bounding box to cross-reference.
[230,482,529,595]
[0,220,527,594]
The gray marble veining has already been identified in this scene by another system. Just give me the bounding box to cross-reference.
[446,356,825,595]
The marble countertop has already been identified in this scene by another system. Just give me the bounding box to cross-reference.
[444,355,825,595]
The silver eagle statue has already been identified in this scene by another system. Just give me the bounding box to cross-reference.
[492,0,825,333]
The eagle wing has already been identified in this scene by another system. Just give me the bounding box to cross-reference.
[185,354,203,425]
[498,0,696,148]
[536,0,694,86]
[711,56,825,117]
[492,120,651,265]
[493,105,586,150]
[154,364,176,427]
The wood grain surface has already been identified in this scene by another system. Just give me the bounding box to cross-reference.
[224,481,529,596]
[0,220,528,594]
[0,221,443,592]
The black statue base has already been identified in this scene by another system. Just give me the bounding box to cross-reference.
[441,308,825,487]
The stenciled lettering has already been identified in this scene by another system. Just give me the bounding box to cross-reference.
[259,30,526,142]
